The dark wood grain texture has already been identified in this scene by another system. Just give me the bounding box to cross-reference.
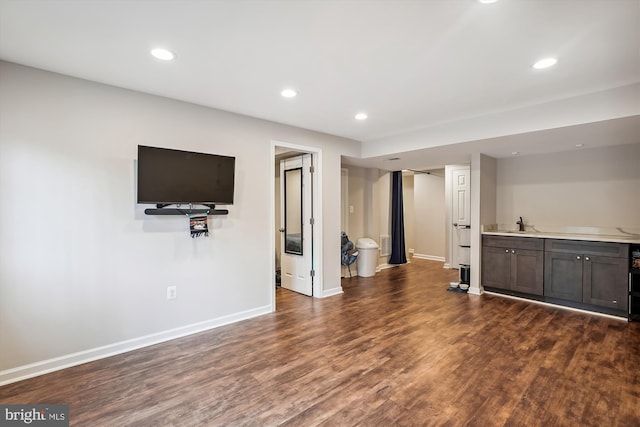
[2,259,639,426]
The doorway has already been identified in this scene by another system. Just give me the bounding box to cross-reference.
[271,141,323,310]
[279,154,313,296]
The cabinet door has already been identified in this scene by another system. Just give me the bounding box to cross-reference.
[582,255,628,311]
[631,272,640,320]
[511,249,544,296]
[482,246,511,290]
[544,252,582,302]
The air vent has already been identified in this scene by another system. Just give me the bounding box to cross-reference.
[380,235,391,257]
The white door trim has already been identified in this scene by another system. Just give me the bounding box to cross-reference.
[280,154,313,296]
[270,140,323,310]
[445,164,470,269]
[341,168,349,235]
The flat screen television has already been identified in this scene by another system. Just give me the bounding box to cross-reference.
[137,145,235,205]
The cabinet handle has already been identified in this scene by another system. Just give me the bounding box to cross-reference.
[576,256,581,260]
[505,249,509,253]
[585,256,590,261]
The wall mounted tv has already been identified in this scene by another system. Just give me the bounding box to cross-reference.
[137,145,235,205]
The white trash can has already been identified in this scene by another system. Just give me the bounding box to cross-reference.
[356,238,379,277]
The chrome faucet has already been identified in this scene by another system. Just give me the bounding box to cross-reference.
[517,217,525,232]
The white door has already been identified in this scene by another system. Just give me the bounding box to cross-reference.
[451,166,470,267]
[280,154,313,296]
[452,168,470,226]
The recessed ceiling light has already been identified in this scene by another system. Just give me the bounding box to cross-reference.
[281,89,297,98]
[533,57,557,69]
[355,112,368,120]
[478,0,499,3]
[511,151,520,156]
[150,48,175,61]
[575,143,584,148]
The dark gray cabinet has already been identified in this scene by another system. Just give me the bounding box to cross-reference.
[544,239,628,312]
[631,245,640,321]
[482,236,544,295]
[544,252,583,302]
[482,235,632,316]
[631,273,640,321]
[482,245,511,290]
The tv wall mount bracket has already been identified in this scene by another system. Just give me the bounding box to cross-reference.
[144,204,229,216]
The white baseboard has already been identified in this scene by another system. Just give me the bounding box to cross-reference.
[443,263,451,269]
[412,253,446,262]
[0,304,272,386]
[322,287,344,298]
[483,291,627,321]
[376,263,401,272]
[468,286,484,296]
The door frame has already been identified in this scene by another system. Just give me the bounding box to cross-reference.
[445,164,470,270]
[341,168,349,235]
[270,140,323,310]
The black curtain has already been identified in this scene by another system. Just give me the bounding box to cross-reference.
[389,171,407,265]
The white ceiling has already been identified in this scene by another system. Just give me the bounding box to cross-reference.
[1,0,639,169]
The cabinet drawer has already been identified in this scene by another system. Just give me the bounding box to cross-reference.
[544,239,629,258]
[482,235,544,251]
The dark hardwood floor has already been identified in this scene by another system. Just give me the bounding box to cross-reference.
[2,259,639,426]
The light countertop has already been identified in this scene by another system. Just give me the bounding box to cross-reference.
[482,224,640,245]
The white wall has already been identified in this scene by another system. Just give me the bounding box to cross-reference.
[0,61,360,380]
[496,143,640,229]
[345,165,368,244]
[413,172,446,260]
[342,165,392,268]
[374,170,391,265]
[402,173,415,255]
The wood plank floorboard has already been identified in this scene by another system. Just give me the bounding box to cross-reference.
[1,259,639,426]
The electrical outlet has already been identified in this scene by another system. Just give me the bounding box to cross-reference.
[166,286,177,300]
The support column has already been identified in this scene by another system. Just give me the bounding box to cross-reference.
[469,153,497,296]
